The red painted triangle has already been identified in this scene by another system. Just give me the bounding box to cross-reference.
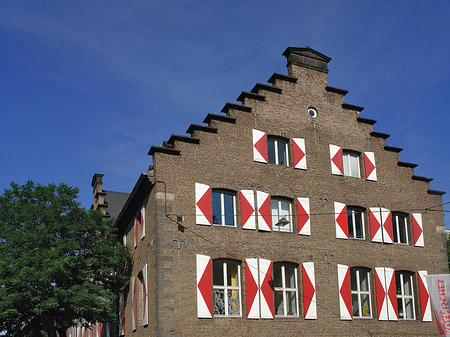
[260,264,274,315]
[254,134,268,162]
[198,259,212,315]
[240,192,254,228]
[245,262,259,316]
[339,269,352,317]
[418,275,429,320]
[412,216,423,245]
[336,207,348,237]
[332,148,343,174]
[302,267,315,316]
[296,200,309,233]
[197,187,212,224]
[259,196,272,230]
[293,141,305,167]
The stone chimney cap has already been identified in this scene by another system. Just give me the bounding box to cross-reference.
[91,173,104,188]
[282,46,331,73]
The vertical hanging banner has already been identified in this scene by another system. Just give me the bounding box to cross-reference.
[425,274,450,336]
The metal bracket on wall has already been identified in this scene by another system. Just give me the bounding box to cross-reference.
[309,121,320,145]
[430,260,439,274]
[323,253,335,283]
[171,239,186,272]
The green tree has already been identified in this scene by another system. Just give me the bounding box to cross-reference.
[0,181,131,337]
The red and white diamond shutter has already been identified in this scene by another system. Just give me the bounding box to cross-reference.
[329,144,343,175]
[132,276,137,330]
[196,254,212,318]
[363,152,377,181]
[119,290,125,336]
[302,262,316,319]
[292,138,307,170]
[374,267,398,321]
[296,197,310,236]
[240,190,256,230]
[369,207,382,243]
[95,323,102,337]
[133,218,138,248]
[417,270,432,321]
[245,258,260,319]
[334,202,348,239]
[195,183,212,226]
[337,264,352,320]
[259,258,274,319]
[142,264,149,326]
[140,206,145,240]
[412,213,424,247]
[381,208,393,244]
[257,191,272,231]
[253,129,268,163]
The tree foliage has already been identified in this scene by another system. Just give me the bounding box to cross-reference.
[0,181,131,337]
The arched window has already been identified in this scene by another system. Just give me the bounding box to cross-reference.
[212,259,241,316]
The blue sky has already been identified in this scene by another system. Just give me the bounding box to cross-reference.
[0,1,449,227]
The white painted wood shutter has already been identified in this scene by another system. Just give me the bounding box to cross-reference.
[296,197,310,235]
[292,138,307,170]
[133,218,138,248]
[374,267,398,321]
[131,276,137,330]
[259,258,274,319]
[140,206,145,240]
[337,264,352,320]
[142,264,148,326]
[302,262,316,319]
[245,258,260,319]
[334,201,348,239]
[381,209,393,244]
[253,129,268,163]
[196,254,212,318]
[363,152,377,181]
[122,233,126,246]
[329,144,343,175]
[195,183,212,225]
[240,190,256,230]
[256,191,271,231]
[412,213,424,247]
[119,290,125,336]
[369,207,393,244]
[417,270,432,321]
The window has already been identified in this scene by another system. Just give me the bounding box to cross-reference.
[268,137,289,166]
[347,207,365,239]
[273,262,299,317]
[396,271,415,320]
[350,267,372,318]
[342,151,360,178]
[212,190,236,227]
[392,213,408,244]
[271,198,292,232]
[212,259,241,316]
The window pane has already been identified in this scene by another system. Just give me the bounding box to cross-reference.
[350,154,359,177]
[355,211,364,238]
[268,139,276,164]
[227,262,239,286]
[397,298,404,319]
[227,289,240,315]
[399,216,407,243]
[352,294,360,317]
[273,263,282,288]
[223,193,234,226]
[212,192,222,225]
[285,265,296,288]
[343,154,350,176]
[393,216,399,243]
[403,275,412,296]
[213,289,225,315]
[347,210,355,238]
[350,269,357,291]
[286,291,297,316]
[274,290,284,316]
[360,270,369,292]
[405,298,414,319]
[361,294,371,317]
[271,199,279,228]
[213,260,224,286]
[277,141,287,166]
[396,273,402,295]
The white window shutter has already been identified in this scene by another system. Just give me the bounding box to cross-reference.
[412,213,424,247]
[240,190,256,230]
[296,197,310,235]
[195,183,212,225]
[302,262,316,319]
[363,152,377,181]
[245,258,260,319]
[196,254,212,318]
[253,129,268,163]
[133,218,138,248]
[140,206,146,240]
[375,267,398,321]
[384,267,398,320]
[259,258,274,319]
[142,264,148,326]
[256,191,272,231]
[417,271,432,321]
[122,233,127,246]
[381,208,393,244]
[131,276,137,330]
[369,207,382,243]
[337,264,352,320]
[329,144,343,175]
[334,202,348,239]
[292,138,307,170]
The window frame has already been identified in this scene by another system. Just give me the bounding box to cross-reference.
[270,197,293,233]
[267,136,289,167]
[273,262,299,317]
[392,212,409,244]
[342,150,361,178]
[396,271,415,320]
[350,267,372,319]
[347,206,365,239]
[212,189,237,227]
[212,259,242,317]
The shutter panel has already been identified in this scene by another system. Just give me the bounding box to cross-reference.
[292,138,307,170]
[140,206,146,240]
[259,258,274,319]
[195,183,212,225]
[417,270,432,321]
[245,258,260,319]
[329,144,343,175]
[385,267,398,320]
[302,262,316,319]
[133,218,138,248]
[374,267,388,320]
[412,213,424,247]
[369,207,382,243]
[88,325,93,337]
[142,264,149,326]
[96,323,102,337]
[363,152,377,181]
[381,208,393,244]
[240,190,256,230]
[196,254,212,318]
[119,290,125,336]
[122,233,127,246]
[375,267,398,321]
[296,197,310,236]
[334,202,348,239]
[253,129,268,163]
[132,276,137,330]
[337,264,352,320]
[257,191,272,231]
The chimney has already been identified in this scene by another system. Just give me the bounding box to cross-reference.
[91,173,107,215]
[282,46,331,76]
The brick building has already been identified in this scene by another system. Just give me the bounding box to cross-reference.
[111,47,447,336]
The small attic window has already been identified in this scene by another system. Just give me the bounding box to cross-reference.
[308,108,317,118]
